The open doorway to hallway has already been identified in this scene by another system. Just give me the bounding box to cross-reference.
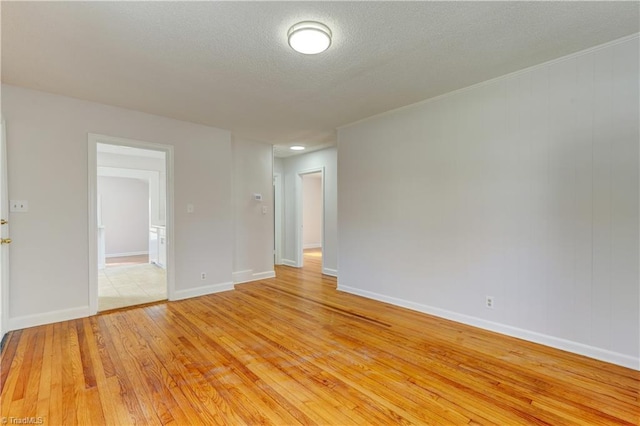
[302,172,323,267]
[94,141,168,311]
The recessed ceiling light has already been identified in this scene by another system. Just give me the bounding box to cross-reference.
[287,21,332,55]
[290,145,306,151]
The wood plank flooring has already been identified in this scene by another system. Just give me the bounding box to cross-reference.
[1,250,639,425]
[105,254,149,268]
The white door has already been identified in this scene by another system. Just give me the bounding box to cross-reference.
[0,119,10,337]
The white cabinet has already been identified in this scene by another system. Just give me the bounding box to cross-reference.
[98,226,106,270]
[149,227,158,265]
[158,227,166,268]
[149,226,166,269]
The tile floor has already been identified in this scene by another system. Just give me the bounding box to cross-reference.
[98,263,167,311]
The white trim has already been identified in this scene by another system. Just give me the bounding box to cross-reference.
[273,172,283,265]
[252,271,275,281]
[282,259,297,267]
[8,306,90,331]
[232,269,253,283]
[172,282,234,301]
[0,119,8,339]
[234,270,276,284]
[88,133,175,315]
[295,167,325,269]
[339,34,640,131]
[88,136,98,314]
[322,268,338,277]
[337,285,639,370]
[303,243,322,249]
[105,251,148,258]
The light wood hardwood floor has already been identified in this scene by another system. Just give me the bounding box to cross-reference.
[1,251,638,425]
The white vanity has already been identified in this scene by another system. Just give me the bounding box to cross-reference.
[149,225,166,269]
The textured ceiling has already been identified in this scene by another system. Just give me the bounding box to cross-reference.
[2,2,638,157]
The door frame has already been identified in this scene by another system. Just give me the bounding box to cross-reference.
[87,133,174,315]
[0,118,9,337]
[273,172,283,265]
[295,167,324,269]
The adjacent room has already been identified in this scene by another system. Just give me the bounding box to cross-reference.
[1,2,638,424]
[96,143,168,311]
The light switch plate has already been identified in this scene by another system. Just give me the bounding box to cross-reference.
[187,203,194,213]
[10,200,28,212]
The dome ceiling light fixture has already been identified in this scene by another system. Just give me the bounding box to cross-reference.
[287,21,332,55]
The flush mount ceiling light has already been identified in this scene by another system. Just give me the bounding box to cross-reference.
[290,145,306,151]
[287,21,332,55]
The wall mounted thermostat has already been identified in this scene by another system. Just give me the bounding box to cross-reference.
[253,193,263,201]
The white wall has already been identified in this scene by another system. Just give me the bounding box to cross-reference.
[98,176,149,256]
[274,157,284,176]
[232,137,275,283]
[337,36,639,369]
[302,173,322,248]
[3,84,233,329]
[281,147,337,276]
[97,151,166,227]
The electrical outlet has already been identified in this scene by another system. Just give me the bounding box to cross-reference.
[486,296,494,309]
[201,272,206,280]
[10,200,28,213]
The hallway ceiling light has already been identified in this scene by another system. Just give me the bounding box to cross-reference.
[287,21,332,55]
[290,145,306,151]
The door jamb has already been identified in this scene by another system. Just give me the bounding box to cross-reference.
[274,172,283,265]
[0,118,9,336]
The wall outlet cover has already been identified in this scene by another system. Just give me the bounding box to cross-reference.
[10,200,28,212]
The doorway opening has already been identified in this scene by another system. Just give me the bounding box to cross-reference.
[88,135,173,313]
[296,168,324,269]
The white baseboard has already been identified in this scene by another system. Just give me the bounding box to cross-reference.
[282,259,297,267]
[234,270,276,284]
[8,306,91,331]
[106,251,148,258]
[172,281,234,301]
[322,268,338,277]
[232,269,253,283]
[337,284,640,371]
[303,243,322,249]
[253,271,276,281]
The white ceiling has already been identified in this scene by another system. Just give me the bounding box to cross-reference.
[2,2,638,157]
